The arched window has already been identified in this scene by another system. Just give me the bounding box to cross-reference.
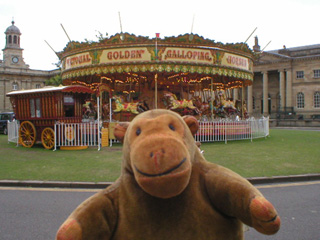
[314,92,320,108]
[12,82,18,91]
[8,35,12,44]
[297,92,304,109]
[13,35,17,44]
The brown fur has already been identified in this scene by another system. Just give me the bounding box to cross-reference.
[56,109,280,240]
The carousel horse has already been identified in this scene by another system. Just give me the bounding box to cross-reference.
[83,100,97,119]
[219,91,236,110]
[213,97,226,118]
[163,92,198,112]
[112,95,139,114]
[223,98,238,117]
[192,96,213,120]
[235,100,249,119]
[102,102,111,119]
[218,91,239,118]
[243,102,249,119]
[137,100,150,113]
[223,98,237,110]
[192,96,202,109]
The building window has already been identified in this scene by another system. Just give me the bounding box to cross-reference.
[314,69,320,78]
[36,84,41,89]
[13,35,17,44]
[296,71,304,79]
[12,82,18,90]
[314,92,320,108]
[8,35,12,44]
[297,92,305,109]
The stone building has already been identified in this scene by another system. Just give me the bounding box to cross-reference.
[247,36,320,126]
[0,21,59,112]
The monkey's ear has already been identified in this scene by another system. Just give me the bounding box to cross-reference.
[114,122,130,143]
[182,115,199,136]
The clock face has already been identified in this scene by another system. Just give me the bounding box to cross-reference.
[12,57,19,63]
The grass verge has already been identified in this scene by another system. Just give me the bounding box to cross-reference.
[0,129,319,182]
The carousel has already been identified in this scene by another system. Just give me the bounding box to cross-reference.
[58,33,253,124]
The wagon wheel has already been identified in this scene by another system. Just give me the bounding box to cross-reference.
[19,121,36,148]
[41,127,55,150]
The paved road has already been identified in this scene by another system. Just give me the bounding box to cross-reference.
[0,181,319,240]
[245,181,320,240]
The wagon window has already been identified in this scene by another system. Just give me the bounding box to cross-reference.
[64,95,75,117]
[30,99,35,118]
[36,98,41,117]
[30,98,41,118]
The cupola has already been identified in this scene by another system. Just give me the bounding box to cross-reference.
[5,20,21,49]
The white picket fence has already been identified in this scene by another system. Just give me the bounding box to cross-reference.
[7,117,269,150]
[7,120,19,146]
[54,122,100,151]
[194,117,269,143]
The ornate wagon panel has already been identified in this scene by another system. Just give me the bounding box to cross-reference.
[6,85,95,149]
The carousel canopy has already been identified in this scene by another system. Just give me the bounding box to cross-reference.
[58,33,254,92]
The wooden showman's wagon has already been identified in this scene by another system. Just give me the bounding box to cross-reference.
[6,85,95,149]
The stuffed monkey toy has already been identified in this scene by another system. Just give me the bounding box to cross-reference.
[56,109,280,240]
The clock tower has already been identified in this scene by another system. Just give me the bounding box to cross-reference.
[2,20,29,68]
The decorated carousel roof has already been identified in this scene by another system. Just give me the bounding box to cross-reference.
[58,33,254,91]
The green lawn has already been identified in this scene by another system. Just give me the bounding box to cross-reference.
[0,129,319,182]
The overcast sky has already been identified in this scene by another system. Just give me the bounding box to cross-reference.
[1,0,319,71]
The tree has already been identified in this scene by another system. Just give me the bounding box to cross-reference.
[45,75,63,86]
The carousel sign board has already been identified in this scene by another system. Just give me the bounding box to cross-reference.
[65,47,216,67]
[221,52,250,71]
[62,45,252,74]
[100,47,151,64]
[65,52,92,70]
[161,47,213,64]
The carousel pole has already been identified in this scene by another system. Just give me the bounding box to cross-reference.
[109,96,112,147]
[97,96,101,151]
[187,78,190,99]
[241,82,245,119]
[99,80,103,123]
[109,97,112,122]
[155,33,160,109]
[155,73,158,109]
[180,78,183,99]
[211,78,213,120]
[155,33,160,59]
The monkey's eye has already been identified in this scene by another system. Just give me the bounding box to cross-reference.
[169,124,175,131]
[136,127,141,136]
